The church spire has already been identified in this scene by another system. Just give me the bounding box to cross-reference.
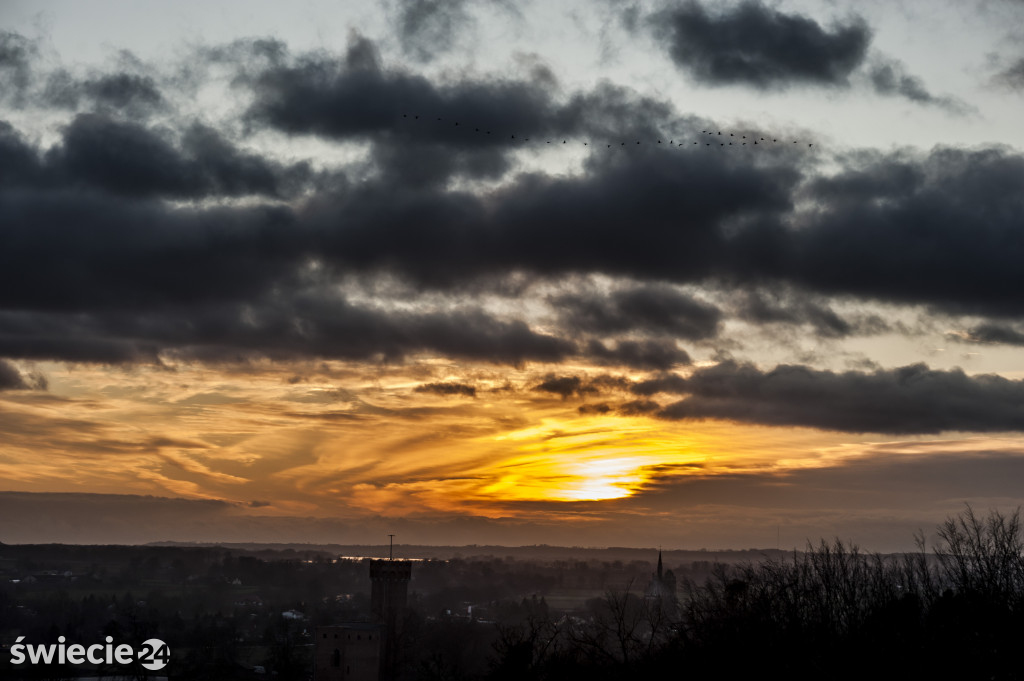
[657,548,663,580]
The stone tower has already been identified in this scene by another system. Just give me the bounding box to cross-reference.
[369,559,412,623]
[369,558,411,680]
[314,623,381,681]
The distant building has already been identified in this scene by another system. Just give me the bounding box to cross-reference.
[644,550,678,618]
[314,623,381,681]
[370,559,412,680]
[314,557,412,681]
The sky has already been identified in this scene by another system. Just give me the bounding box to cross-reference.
[2,0,1024,552]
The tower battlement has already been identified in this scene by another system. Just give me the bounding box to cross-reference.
[369,559,412,581]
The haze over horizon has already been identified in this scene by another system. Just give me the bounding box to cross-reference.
[2,0,1024,553]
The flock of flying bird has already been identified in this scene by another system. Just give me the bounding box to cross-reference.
[400,113,814,148]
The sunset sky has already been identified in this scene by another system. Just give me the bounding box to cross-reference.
[2,0,1024,551]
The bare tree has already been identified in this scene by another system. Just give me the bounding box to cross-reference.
[934,504,1024,599]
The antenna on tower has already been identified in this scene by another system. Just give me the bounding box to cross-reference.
[388,534,395,560]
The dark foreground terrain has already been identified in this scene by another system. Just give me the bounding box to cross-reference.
[2,507,1023,680]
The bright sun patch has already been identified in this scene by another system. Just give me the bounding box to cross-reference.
[482,417,704,502]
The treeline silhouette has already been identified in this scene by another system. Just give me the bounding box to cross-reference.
[3,507,1024,680]
[488,506,1024,681]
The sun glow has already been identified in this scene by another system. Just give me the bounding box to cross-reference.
[1,361,891,522]
[482,417,705,502]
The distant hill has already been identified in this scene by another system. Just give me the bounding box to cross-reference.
[144,541,802,564]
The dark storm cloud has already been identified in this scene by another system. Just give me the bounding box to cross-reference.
[0,189,302,311]
[245,34,567,143]
[648,361,1024,434]
[533,375,594,399]
[617,398,661,415]
[414,382,478,397]
[533,373,633,399]
[42,114,311,199]
[739,292,849,336]
[631,372,688,396]
[953,323,1024,346]
[0,329,160,363]
[6,119,1024,339]
[586,339,691,370]
[391,0,474,61]
[586,374,632,391]
[993,57,1024,90]
[868,59,934,102]
[867,58,966,112]
[0,359,25,389]
[0,33,168,116]
[0,296,573,366]
[3,36,1024,368]
[401,310,573,364]
[788,147,1024,316]
[84,73,164,110]
[0,114,314,199]
[555,285,721,339]
[0,106,797,366]
[301,143,799,287]
[0,359,46,390]
[650,2,954,107]
[242,35,690,186]
[0,120,41,185]
[242,34,566,187]
[43,70,165,115]
[0,31,36,104]
[736,291,890,338]
[651,0,870,88]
